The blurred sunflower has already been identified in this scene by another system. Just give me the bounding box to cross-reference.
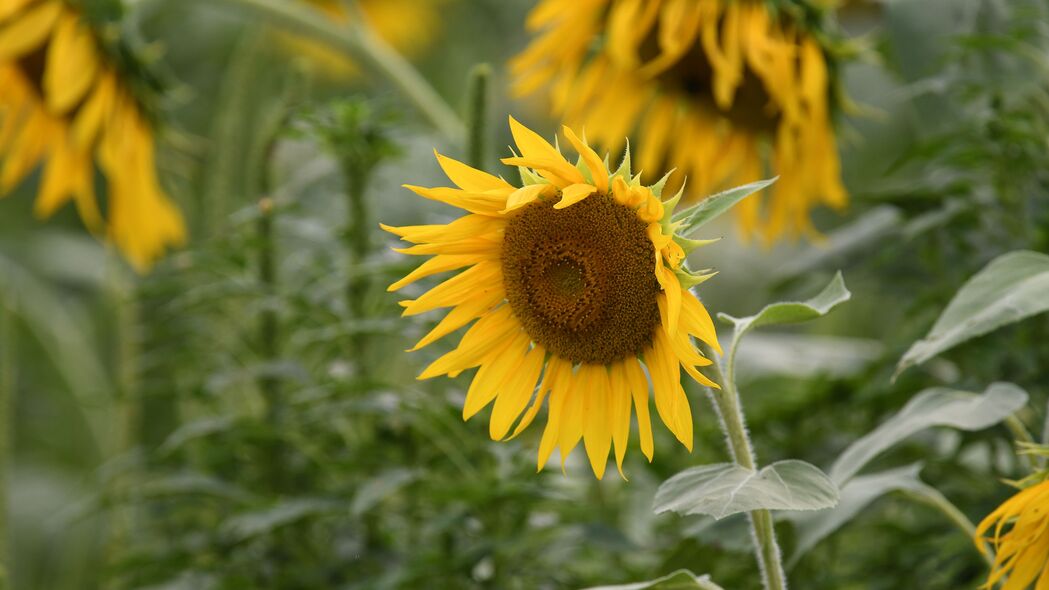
[384,117,721,479]
[975,479,1049,589]
[281,0,446,78]
[511,0,848,242]
[0,0,184,270]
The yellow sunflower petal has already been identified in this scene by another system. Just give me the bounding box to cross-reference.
[623,357,654,461]
[44,12,99,113]
[561,126,608,193]
[554,182,596,210]
[508,115,584,186]
[581,364,612,479]
[489,344,545,440]
[0,0,61,60]
[435,150,514,192]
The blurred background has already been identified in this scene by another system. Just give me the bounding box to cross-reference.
[2,0,1049,588]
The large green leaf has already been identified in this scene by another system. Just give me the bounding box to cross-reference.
[671,178,777,236]
[351,468,418,516]
[719,272,851,338]
[582,570,725,590]
[896,250,1049,376]
[772,207,901,281]
[222,498,340,542]
[828,382,1028,485]
[654,460,838,520]
[787,464,927,566]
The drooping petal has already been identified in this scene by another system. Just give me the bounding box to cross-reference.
[554,182,596,209]
[561,126,608,193]
[0,0,61,60]
[489,344,546,440]
[581,364,612,479]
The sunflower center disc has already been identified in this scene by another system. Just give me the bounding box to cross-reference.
[502,193,662,365]
[638,31,780,135]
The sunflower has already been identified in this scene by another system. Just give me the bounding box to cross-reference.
[0,0,184,270]
[280,0,446,78]
[975,479,1049,589]
[511,0,848,242]
[384,117,721,479]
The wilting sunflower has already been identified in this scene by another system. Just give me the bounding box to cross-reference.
[280,0,446,78]
[975,479,1049,589]
[0,0,184,270]
[511,0,848,242]
[384,117,721,479]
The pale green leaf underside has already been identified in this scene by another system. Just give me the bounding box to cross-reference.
[671,177,777,236]
[719,272,851,336]
[788,464,927,567]
[828,382,1028,486]
[654,460,838,520]
[896,250,1049,377]
[582,570,725,590]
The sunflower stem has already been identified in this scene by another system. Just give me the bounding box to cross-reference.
[1004,415,1039,472]
[898,487,995,568]
[0,299,13,590]
[700,340,788,590]
[193,0,465,143]
[464,63,491,170]
[202,28,267,237]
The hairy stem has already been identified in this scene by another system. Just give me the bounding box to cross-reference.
[343,164,373,372]
[197,0,465,142]
[900,486,995,568]
[464,64,491,170]
[700,340,787,590]
[0,301,13,589]
[1004,415,1040,471]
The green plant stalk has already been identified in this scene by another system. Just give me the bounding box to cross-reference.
[203,28,267,237]
[196,0,465,143]
[256,197,285,493]
[700,341,787,590]
[464,64,491,170]
[0,301,13,589]
[106,261,140,574]
[899,487,995,568]
[1004,415,1041,471]
[343,164,372,369]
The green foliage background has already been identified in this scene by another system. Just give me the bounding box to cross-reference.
[2,0,1049,588]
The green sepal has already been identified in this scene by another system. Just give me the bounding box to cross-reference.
[611,140,632,181]
[649,169,675,199]
[674,235,721,254]
[574,154,595,186]
[660,183,686,234]
[672,177,777,237]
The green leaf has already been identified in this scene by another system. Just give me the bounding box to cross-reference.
[654,460,838,520]
[771,207,901,281]
[787,464,927,566]
[222,498,340,542]
[671,177,777,236]
[828,382,1028,486]
[582,570,725,590]
[351,468,418,517]
[896,250,1049,377]
[719,272,851,337]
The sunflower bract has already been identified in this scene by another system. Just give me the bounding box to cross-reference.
[384,116,722,479]
[511,0,848,242]
[0,0,184,270]
[975,479,1049,590]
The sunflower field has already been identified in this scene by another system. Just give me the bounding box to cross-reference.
[2,0,1049,588]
